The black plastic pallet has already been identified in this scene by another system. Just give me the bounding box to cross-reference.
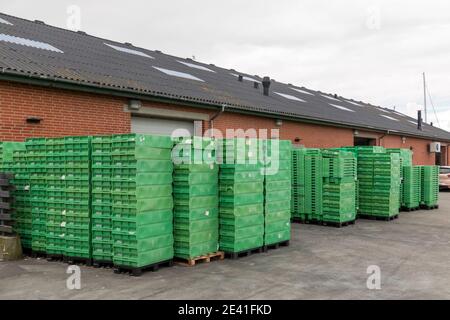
[30,251,47,259]
[401,206,420,212]
[114,259,174,277]
[64,256,93,266]
[223,247,264,260]
[92,260,114,268]
[291,217,306,224]
[358,214,399,221]
[46,254,64,262]
[263,240,290,252]
[420,204,439,210]
[321,220,356,228]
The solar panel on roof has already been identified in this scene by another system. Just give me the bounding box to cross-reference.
[345,100,363,106]
[381,115,399,121]
[329,103,355,112]
[177,60,215,73]
[274,92,306,102]
[104,43,153,59]
[0,33,63,53]
[290,88,315,96]
[0,17,13,25]
[153,66,204,82]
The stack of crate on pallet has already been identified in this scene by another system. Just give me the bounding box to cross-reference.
[63,136,91,261]
[402,166,421,210]
[321,150,357,225]
[27,138,48,254]
[419,166,439,209]
[11,149,32,250]
[111,134,174,270]
[219,138,264,255]
[291,148,305,220]
[386,148,413,208]
[45,137,66,257]
[358,151,401,219]
[172,137,219,261]
[291,148,322,222]
[263,139,291,246]
[91,136,114,265]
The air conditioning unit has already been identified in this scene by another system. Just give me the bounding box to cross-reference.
[429,142,441,153]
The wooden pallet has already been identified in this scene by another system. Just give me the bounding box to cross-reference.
[175,251,224,267]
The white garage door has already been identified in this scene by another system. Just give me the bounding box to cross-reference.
[131,116,194,136]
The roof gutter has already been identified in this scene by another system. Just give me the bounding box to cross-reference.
[1,72,450,143]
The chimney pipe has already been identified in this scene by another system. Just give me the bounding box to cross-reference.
[238,75,243,82]
[417,110,423,131]
[262,77,271,96]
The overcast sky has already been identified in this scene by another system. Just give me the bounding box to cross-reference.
[2,0,450,131]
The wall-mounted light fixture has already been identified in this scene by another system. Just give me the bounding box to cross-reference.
[275,119,283,127]
[402,136,407,144]
[354,130,359,136]
[128,99,142,111]
[26,116,42,124]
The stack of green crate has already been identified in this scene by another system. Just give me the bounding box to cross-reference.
[304,149,323,222]
[27,138,48,253]
[172,136,219,260]
[291,148,322,221]
[219,138,264,253]
[111,134,174,269]
[402,166,421,209]
[11,149,32,249]
[358,152,401,218]
[91,136,114,264]
[63,136,91,260]
[419,166,439,208]
[291,148,305,220]
[322,149,357,224]
[263,139,291,245]
[45,137,66,256]
[386,148,413,208]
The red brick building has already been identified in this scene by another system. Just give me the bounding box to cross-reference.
[0,13,449,165]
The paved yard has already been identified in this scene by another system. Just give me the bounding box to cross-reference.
[1,192,449,300]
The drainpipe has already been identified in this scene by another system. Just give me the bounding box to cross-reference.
[209,104,227,134]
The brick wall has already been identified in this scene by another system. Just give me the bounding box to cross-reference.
[0,81,130,141]
[0,80,445,165]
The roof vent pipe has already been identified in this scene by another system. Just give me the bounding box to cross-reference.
[238,75,243,82]
[262,76,271,96]
[418,110,423,131]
